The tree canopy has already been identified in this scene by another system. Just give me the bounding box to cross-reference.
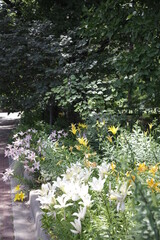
[0,0,160,123]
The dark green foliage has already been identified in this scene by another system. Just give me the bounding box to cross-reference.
[1,0,160,123]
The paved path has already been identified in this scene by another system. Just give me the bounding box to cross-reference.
[0,113,20,240]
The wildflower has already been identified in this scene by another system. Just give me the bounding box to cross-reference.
[138,162,148,173]
[19,191,25,201]
[144,130,148,136]
[73,206,87,220]
[107,135,113,143]
[109,182,128,212]
[77,137,88,147]
[149,165,158,175]
[111,162,116,171]
[89,177,106,192]
[37,191,56,209]
[79,194,93,207]
[14,191,25,202]
[1,168,14,182]
[14,193,20,202]
[75,145,81,151]
[54,194,73,209]
[85,160,97,168]
[69,146,73,152]
[78,123,87,129]
[41,183,52,196]
[70,218,82,234]
[14,185,20,192]
[71,124,77,135]
[33,161,40,170]
[98,162,110,178]
[108,126,118,135]
[147,178,160,192]
[148,123,153,130]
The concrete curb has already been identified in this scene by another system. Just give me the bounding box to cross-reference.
[10,161,50,240]
[29,190,50,240]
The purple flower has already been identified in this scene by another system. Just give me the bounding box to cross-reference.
[33,161,40,170]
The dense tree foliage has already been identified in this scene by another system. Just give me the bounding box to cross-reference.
[0,0,160,123]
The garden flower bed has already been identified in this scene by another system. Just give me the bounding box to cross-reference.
[2,121,160,240]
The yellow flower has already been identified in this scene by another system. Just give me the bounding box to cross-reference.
[85,160,97,168]
[149,165,158,175]
[14,193,20,202]
[107,135,112,143]
[126,172,135,185]
[77,137,88,147]
[84,153,92,159]
[75,145,81,151]
[14,185,20,192]
[126,171,131,177]
[108,126,118,135]
[19,191,25,201]
[70,124,77,135]
[148,123,153,130]
[147,178,155,188]
[14,191,25,202]
[144,130,148,136]
[69,146,73,152]
[78,123,87,129]
[147,178,160,192]
[137,162,148,173]
[111,162,116,171]
[41,157,45,161]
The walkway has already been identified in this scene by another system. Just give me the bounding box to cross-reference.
[0,113,20,240]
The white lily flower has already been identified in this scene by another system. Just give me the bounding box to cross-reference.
[73,206,87,220]
[78,184,89,199]
[41,183,52,196]
[109,182,128,212]
[54,194,73,209]
[37,191,56,209]
[79,194,93,207]
[89,177,106,192]
[62,181,80,201]
[98,162,111,178]
[70,218,82,234]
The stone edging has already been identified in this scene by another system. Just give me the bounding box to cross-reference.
[10,160,50,240]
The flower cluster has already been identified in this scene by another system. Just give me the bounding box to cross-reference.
[48,129,68,142]
[14,185,25,202]
[37,161,131,236]
[4,129,40,173]
[1,168,14,182]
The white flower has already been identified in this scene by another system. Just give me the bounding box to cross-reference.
[79,194,93,207]
[62,181,80,201]
[78,184,89,199]
[1,168,14,182]
[37,191,56,209]
[41,183,52,196]
[109,182,128,212]
[54,194,73,209]
[33,161,40,170]
[89,177,106,192]
[98,162,111,178]
[73,206,87,220]
[70,218,82,234]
